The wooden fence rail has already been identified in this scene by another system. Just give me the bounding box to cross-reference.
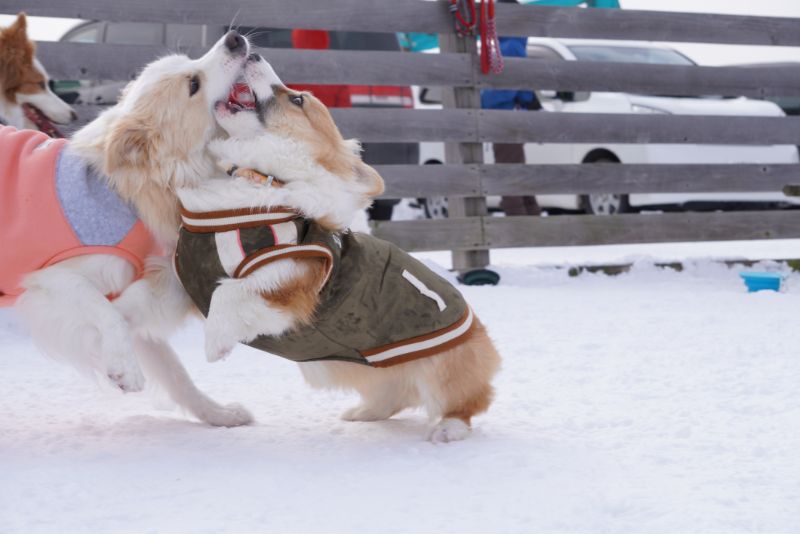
[373,164,800,198]
[69,105,800,145]
[36,42,800,98]
[15,0,800,46]
[374,211,800,251]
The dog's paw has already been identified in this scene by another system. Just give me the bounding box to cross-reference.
[341,404,394,422]
[103,351,145,392]
[105,364,145,393]
[428,418,471,443]
[201,403,254,427]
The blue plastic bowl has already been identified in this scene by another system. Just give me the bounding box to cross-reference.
[739,271,785,293]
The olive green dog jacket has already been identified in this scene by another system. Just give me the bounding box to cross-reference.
[175,205,474,367]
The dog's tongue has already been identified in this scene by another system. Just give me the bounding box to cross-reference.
[228,83,256,109]
[22,103,65,138]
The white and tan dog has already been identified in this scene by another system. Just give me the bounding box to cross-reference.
[176,55,500,441]
[0,13,76,134]
[10,31,255,427]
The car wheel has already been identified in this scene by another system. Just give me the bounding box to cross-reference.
[421,196,449,219]
[579,157,630,215]
[581,193,630,215]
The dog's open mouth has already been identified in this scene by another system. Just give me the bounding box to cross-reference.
[222,81,256,114]
[22,103,65,138]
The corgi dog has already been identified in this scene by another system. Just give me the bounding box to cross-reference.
[6,31,257,427]
[175,55,501,442]
[0,13,76,135]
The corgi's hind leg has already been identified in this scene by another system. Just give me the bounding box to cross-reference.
[341,375,417,422]
[418,320,501,443]
[299,361,418,422]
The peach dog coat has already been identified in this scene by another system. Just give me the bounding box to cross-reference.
[0,126,159,305]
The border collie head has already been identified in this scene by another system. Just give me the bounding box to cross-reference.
[0,13,77,130]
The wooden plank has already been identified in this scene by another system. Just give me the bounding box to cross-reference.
[478,164,800,195]
[36,42,474,88]
[67,105,800,145]
[333,109,477,142]
[475,111,800,146]
[493,58,800,99]
[494,5,800,47]
[371,217,483,252]
[374,164,481,198]
[14,1,800,46]
[14,0,453,33]
[483,211,800,248]
[373,164,800,198]
[37,42,800,98]
[371,211,800,251]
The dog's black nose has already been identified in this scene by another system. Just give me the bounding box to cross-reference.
[224,31,245,53]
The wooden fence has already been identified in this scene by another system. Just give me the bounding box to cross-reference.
[9,0,800,273]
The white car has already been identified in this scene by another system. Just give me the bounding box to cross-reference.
[417,38,800,216]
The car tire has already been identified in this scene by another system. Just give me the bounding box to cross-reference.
[579,157,630,215]
[420,196,449,219]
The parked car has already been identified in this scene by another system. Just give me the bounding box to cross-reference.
[54,21,418,220]
[416,38,800,217]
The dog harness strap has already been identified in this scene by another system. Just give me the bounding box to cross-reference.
[178,204,299,233]
[234,242,334,287]
[226,165,283,187]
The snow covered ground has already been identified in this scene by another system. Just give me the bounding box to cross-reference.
[2,242,800,534]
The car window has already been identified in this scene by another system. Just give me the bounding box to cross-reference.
[526,45,563,60]
[106,22,164,46]
[64,23,102,44]
[568,45,694,66]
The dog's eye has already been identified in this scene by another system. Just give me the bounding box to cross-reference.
[290,94,304,107]
[38,82,47,90]
[189,75,201,97]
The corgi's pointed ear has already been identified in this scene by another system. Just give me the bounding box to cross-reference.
[105,116,157,174]
[10,13,28,35]
[353,161,385,197]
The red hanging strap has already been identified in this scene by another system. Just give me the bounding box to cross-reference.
[449,0,477,36]
[480,0,504,75]
[450,0,504,75]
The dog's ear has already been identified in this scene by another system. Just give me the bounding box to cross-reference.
[3,13,29,42]
[353,161,385,197]
[105,116,157,174]
[12,13,27,33]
